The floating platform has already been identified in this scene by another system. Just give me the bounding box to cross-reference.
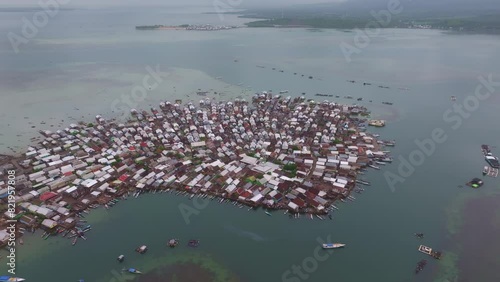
[418,245,442,259]
[483,166,498,178]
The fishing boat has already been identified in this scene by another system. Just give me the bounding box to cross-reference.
[368,164,380,170]
[265,211,272,216]
[124,268,142,274]
[117,255,125,262]
[0,277,26,282]
[72,238,77,246]
[322,243,346,249]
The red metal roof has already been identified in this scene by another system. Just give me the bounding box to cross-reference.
[40,192,57,201]
[118,174,129,182]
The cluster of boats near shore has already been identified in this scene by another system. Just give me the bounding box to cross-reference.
[314,93,394,105]
[108,238,201,278]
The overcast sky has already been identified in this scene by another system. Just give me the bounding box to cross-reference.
[0,0,345,8]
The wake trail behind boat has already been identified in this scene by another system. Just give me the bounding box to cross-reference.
[223,225,267,242]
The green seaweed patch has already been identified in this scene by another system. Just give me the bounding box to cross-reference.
[98,252,240,282]
[445,188,500,235]
[433,251,460,282]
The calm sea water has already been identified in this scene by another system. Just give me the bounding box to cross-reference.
[1,6,500,282]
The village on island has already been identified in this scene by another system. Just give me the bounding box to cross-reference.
[0,91,395,250]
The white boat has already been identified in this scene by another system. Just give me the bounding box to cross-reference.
[322,243,346,249]
[0,277,26,281]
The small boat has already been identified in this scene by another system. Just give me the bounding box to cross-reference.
[19,238,23,245]
[136,245,147,254]
[188,239,200,247]
[414,233,424,239]
[322,243,346,249]
[0,277,26,282]
[72,238,77,246]
[117,255,125,262]
[265,211,272,216]
[168,239,179,248]
[368,165,380,170]
[124,268,142,274]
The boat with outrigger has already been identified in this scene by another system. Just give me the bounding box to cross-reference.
[123,268,142,274]
[0,277,26,281]
[322,243,345,249]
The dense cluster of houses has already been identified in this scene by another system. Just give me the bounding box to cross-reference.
[0,92,391,246]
